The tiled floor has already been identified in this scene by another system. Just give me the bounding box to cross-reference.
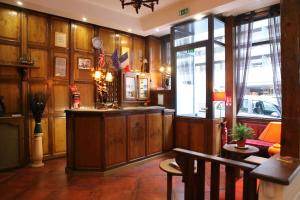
[0,155,243,200]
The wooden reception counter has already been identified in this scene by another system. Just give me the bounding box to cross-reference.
[65,107,174,174]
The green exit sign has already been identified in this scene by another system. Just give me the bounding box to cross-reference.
[187,49,194,53]
[178,8,189,16]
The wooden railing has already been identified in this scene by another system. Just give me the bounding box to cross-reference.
[174,148,258,200]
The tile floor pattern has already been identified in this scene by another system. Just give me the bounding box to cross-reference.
[0,155,243,200]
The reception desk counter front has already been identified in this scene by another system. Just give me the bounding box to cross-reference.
[65,107,174,174]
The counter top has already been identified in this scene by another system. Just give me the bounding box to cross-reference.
[65,106,174,114]
[251,154,300,185]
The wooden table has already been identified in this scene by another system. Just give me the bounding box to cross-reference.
[223,144,259,178]
[159,158,182,200]
[223,144,259,160]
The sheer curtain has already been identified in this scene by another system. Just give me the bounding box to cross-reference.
[268,13,282,112]
[235,15,254,112]
[176,52,194,115]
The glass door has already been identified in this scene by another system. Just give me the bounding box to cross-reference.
[176,47,207,117]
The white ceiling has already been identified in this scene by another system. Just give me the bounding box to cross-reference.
[0,0,279,37]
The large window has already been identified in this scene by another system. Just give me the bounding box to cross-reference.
[236,15,281,119]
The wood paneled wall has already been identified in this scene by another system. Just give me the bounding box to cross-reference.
[0,3,149,160]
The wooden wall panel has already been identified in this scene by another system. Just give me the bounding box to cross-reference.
[99,29,115,55]
[73,53,94,81]
[53,117,66,153]
[51,19,69,49]
[0,7,20,41]
[0,44,19,63]
[73,23,93,52]
[133,36,145,71]
[53,84,69,113]
[0,82,21,113]
[29,48,48,80]
[29,83,49,114]
[146,37,161,89]
[30,118,49,155]
[0,44,19,77]
[0,3,150,162]
[175,119,189,149]
[27,14,48,46]
[76,83,94,108]
[190,121,205,152]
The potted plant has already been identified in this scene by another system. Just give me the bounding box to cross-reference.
[29,92,49,167]
[231,123,254,148]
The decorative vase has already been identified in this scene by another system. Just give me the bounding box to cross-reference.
[237,139,246,148]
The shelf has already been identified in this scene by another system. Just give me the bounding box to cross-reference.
[0,63,38,69]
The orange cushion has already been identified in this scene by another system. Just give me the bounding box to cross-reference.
[258,122,281,143]
[268,143,281,155]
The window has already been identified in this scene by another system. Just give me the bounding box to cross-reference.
[174,16,225,118]
[236,15,281,119]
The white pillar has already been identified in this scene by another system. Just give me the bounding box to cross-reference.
[259,173,300,200]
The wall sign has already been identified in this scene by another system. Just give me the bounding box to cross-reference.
[178,8,189,16]
[55,32,67,48]
[54,57,67,77]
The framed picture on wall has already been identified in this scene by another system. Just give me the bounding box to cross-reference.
[54,32,67,48]
[54,57,67,77]
[78,57,92,70]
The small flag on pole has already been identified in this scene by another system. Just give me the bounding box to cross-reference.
[112,49,120,69]
[119,52,129,71]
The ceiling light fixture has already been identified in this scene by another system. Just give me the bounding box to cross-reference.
[120,0,159,14]
[17,1,23,6]
[155,28,160,32]
[82,17,87,22]
[128,28,132,32]
[194,13,205,20]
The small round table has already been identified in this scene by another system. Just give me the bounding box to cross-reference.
[223,144,259,178]
[223,144,259,160]
[159,158,182,200]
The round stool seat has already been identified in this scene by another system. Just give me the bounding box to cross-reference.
[268,143,281,156]
[159,159,182,200]
[159,158,182,175]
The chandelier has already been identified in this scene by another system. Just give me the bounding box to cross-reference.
[120,0,159,14]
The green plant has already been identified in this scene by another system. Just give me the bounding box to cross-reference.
[231,123,254,141]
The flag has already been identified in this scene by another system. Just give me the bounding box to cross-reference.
[111,49,120,69]
[119,52,129,70]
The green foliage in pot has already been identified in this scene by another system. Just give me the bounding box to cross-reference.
[231,123,254,141]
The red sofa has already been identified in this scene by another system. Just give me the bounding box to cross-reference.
[243,122,281,157]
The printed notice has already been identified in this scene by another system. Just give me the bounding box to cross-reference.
[55,57,66,77]
[55,32,67,48]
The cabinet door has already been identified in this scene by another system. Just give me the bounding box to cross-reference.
[147,113,162,155]
[163,114,174,151]
[127,114,146,160]
[105,116,126,167]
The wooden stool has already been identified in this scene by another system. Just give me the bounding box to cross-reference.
[159,158,182,200]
